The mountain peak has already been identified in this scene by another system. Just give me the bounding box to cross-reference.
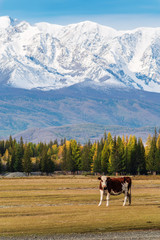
[0,16,18,28]
[0,17,160,93]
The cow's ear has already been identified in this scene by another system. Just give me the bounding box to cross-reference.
[98,177,101,180]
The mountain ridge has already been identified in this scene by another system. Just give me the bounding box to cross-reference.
[12,124,156,144]
[0,16,160,92]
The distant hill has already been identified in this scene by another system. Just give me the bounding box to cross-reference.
[0,83,159,142]
[13,124,155,144]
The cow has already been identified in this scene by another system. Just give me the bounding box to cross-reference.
[98,176,132,207]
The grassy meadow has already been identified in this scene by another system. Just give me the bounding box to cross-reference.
[0,175,160,237]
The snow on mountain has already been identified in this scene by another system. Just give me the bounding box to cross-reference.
[1,16,160,92]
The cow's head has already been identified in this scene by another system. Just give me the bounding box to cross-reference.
[98,176,107,189]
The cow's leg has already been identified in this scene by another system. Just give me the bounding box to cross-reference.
[98,190,103,206]
[128,192,131,205]
[123,191,128,206]
[106,192,110,207]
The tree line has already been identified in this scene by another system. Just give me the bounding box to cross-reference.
[0,130,160,175]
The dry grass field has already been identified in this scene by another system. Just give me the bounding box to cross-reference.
[0,175,160,237]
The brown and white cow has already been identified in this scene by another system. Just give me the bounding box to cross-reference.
[98,176,132,207]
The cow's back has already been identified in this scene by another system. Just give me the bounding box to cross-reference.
[107,177,131,193]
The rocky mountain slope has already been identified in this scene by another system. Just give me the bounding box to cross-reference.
[0,16,160,92]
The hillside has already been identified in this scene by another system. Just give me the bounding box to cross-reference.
[0,83,159,142]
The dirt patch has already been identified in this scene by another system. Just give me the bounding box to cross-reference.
[1,231,160,240]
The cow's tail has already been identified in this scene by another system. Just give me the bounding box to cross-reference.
[128,178,132,205]
[124,177,132,205]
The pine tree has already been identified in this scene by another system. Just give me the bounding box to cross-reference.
[101,140,109,174]
[90,143,96,173]
[40,145,54,175]
[156,134,160,173]
[107,133,113,174]
[110,136,121,175]
[136,138,146,174]
[92,142,101,174]
[121,135,127,174]
[61,143,68,171]
[14,144,23,172]
[9,135,13,148]
[76,143,81,172]
[9,146,16,172]
[127,135,137,175]
[145,134,152,156]
[147,136,158,174]
[81,141,92,172]
[40,145,48,174]
[0,140,5,156]
[68,139,81,173]
[23,145,32,175]
[53,139,59,147]
[67,142,75,172]
[104,131,107,141]
[0,158,2,173]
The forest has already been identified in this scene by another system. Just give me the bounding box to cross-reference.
[0,129,160,175]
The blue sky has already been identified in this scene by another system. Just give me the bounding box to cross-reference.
[0,0,160,29]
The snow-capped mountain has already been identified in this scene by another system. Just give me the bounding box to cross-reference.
[1,16,160,92]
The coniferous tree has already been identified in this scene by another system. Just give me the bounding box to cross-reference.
[156,134,160,173]
[19,136,24,156]
[121,135,127,174]
[67,142,75,172]
[107,133,113,174]
[47,148,55,174]
[23,144,32,175]
[130,136,138,175]
[92,142,101,174]
[14,144,23,172]
[0,158,1,173]
[90,143,96,173]
[61,143,68,171]
[137,138,146,174]
[116,136,124,174]
[68,140,81,173]
[127,135,137,175]
[48,140,54,148]
[53,139,59,147]
[110,136,121,175]
[104,132,107,141]
[9,146,16,172]
[147,136,158,174]
[145,134,152,172]
[76,142,82,172]
[40,145,54,175]
[0,140,5,156]
[101,140,109,174]
[1,132,160,175]
[60,139,64,146]
[52,144,58,162]
[81,141,92,172]
[9,135,13,148]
